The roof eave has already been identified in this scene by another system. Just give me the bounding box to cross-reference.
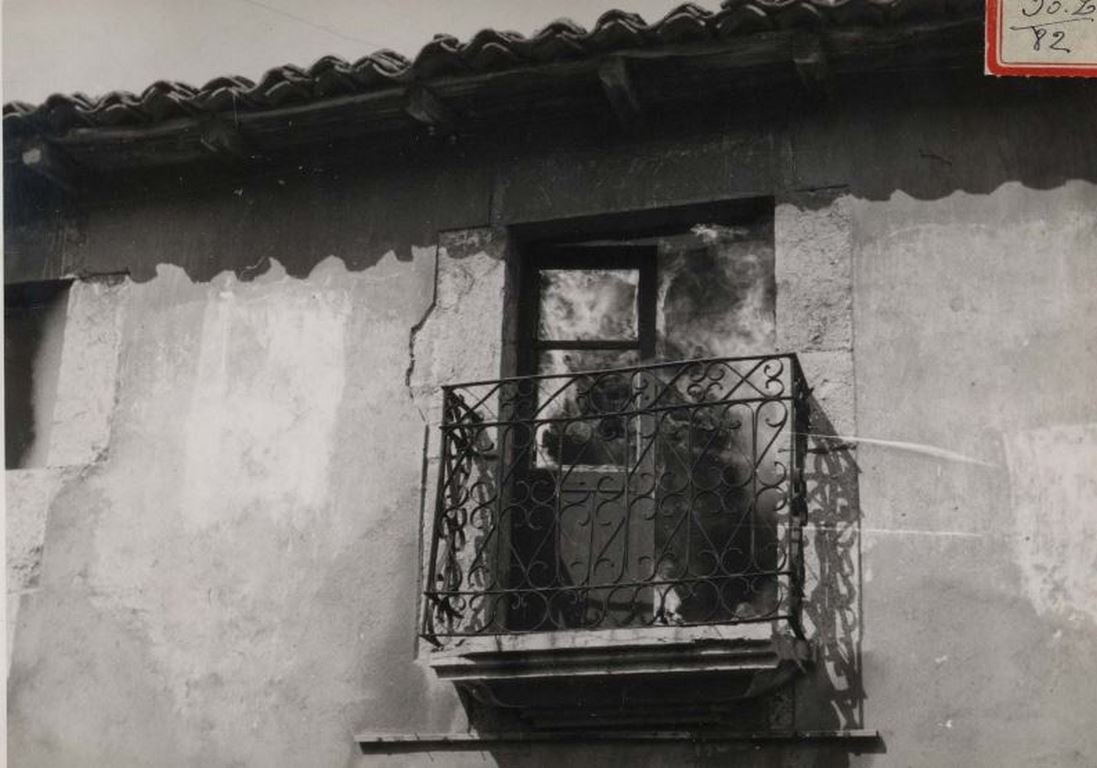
[3,16,985,184]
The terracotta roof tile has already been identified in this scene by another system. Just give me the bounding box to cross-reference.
[2,0,979,139]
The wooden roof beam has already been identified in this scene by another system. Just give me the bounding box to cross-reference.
[199,118,249,162]
[791,34,832,103]
[405,85,456,134]
[598,57,644,132]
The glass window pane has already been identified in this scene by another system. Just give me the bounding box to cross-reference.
[538,269,638,341]
[534,349,640,468]
[656,222,775,359]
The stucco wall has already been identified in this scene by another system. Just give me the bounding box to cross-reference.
[851,181,1097,767]
[7,252,472,767]
[6,73,1097,767]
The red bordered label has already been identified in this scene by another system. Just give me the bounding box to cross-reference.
[987,0,1097,76]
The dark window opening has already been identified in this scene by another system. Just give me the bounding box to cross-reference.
[5,281,70,469]
[507,222,781,632]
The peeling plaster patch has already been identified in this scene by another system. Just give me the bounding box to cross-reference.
[179,259,349,529]
[6,467,68,668]
[31,252,438,762]
[305,249,435,292]
[408,228,507,427]
[6,469,65,592]
[47,279,128,467]
[436,227,505,261]
[1004,423,1097,624]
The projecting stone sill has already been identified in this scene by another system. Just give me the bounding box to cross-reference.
[425,623,811,732]
[356,729,883,753]
[430,623,807,681]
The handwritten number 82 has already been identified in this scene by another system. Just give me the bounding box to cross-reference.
[1029,27,1073,51]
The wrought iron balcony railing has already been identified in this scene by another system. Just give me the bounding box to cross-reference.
[422,354,809,642]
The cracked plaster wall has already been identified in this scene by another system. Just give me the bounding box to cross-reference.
[14,184,1095,768]
[7,250,475,768]
[6,278,126,671]
[408,228,508,427]
[5,79,1097,768]
[406,228,508,650]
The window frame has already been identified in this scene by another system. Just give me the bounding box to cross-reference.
[419,197,824,736]
[516,244,658,377]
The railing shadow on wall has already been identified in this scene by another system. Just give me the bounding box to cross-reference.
[782,394,876,767]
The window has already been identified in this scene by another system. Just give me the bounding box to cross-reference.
[523,245,655,471]
[423,207,809,645]
[511,245,658,631]
[5,281,70,469]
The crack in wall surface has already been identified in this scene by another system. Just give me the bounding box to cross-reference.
[404,244,441,418]
[403,231,506,425]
